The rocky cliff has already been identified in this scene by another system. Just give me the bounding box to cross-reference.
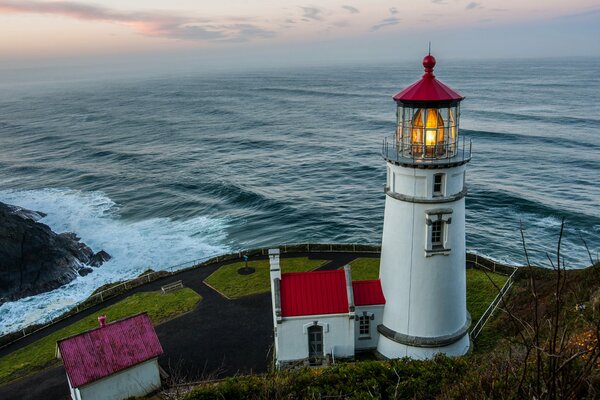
[0,202,111,304]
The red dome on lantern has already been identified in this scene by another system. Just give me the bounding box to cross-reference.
[393,54,464,104]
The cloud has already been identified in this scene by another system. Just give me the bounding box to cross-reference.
[0,0,274,42]
[431,0,447,4]
[389,7,398,15]
[465,2,482,10]
[370,17,400,32]
[341,5,359,14]
[331,20,350,28]
[299,6,323,21]
[558,7,600,19]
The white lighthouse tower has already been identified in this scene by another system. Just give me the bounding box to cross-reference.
[376,54,472,359]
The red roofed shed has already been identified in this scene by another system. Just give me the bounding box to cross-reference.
[57,312,163,400]
[280,270,349,317]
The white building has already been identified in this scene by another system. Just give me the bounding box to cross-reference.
[269,249,385,367]
[271,53,472,364]
[57,313,163,400]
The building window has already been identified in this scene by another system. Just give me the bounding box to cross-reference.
[431,220,444,249]
[358,315,370,338]
[433,173,444,196]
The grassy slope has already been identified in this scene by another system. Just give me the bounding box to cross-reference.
[0,288,201,385]
[465,268,508,322]
[204,257,326,298]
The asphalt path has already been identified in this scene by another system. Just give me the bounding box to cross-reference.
[0,251,378,400]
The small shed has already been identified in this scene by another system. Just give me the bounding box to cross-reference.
[269,249,385,368]
[57,312,163,400]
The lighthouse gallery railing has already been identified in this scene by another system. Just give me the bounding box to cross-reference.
[382,136,472,165]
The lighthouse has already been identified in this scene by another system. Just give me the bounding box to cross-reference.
[376,54,472,359]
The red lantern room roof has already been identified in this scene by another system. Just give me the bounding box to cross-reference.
[393,54,464,105]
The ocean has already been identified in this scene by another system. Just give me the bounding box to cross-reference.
[0,57,598,334]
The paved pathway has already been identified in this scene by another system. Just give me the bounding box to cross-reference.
[0,251,378,400]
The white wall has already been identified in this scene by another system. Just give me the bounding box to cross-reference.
[388,164,465,199]
[275,314,355,364]
[378,161,469,359]
[67,376,81,400]
[75,359,161,400]
[377,333,470,360]
[354,305,384,351]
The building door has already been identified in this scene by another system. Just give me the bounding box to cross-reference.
[307,325,323,361]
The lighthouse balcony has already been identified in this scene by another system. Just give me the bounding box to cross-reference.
[382,136,472,167]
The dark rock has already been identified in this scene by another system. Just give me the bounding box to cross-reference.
[0,201,112,304]
[4,204,47,221]
[59,232,80,242]
[89,250,111,267]
[78,267,94,277]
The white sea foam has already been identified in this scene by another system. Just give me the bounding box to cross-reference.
[0,188,230,335]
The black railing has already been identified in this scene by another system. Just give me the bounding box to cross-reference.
[382,136,472,166]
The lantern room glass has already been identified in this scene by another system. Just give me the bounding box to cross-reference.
[396,104,460,159]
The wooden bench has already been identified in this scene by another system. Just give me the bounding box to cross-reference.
[161,280,183,294]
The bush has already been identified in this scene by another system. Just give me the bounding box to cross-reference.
[184,356,467,400]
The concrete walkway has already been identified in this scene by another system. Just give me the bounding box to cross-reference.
[0,251,378,400]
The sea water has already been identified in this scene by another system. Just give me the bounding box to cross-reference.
[0,57,598,334]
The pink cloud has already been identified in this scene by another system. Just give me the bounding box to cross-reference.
[0,1,274,41]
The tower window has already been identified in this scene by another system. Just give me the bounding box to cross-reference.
[433,173,444,196]
[425,209,452,256]
[431,221,443,248]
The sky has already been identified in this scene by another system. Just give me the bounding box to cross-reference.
[0,0,599,72]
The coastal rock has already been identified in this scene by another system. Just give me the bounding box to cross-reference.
[78,267,94,277]
[0,201,111,304]
[89,250,111,267]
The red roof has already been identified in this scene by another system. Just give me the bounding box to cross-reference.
[57,313,163,388]
[393,54,464,103]
[352,280,386,306]
[280,270,349,317]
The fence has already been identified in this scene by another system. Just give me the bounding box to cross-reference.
[470,267,519,339]
[0,243,517,350]
[466,253,520,276]
[0,243,380,349]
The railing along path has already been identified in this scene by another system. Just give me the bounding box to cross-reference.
[0,243,517,350]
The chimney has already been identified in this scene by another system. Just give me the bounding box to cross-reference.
[268,248,281,280]
[269,248,282,324]
[98,315,107,328]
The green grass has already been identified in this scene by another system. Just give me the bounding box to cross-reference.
[465,269,508,322]
[204,257,327,299]
[347,258,380,280]
[0,288,201,385]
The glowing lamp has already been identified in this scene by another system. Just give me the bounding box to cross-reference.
[392,54,465,160]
